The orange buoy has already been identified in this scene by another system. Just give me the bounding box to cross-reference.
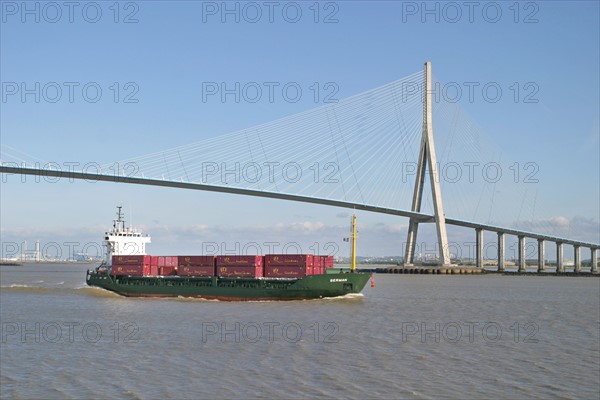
[370,273,375,287]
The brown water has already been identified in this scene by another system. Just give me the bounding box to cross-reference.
[1,264,599,399]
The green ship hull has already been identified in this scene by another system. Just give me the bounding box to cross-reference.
[86,268,370,301]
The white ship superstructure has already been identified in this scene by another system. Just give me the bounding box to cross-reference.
[103,206,151,265]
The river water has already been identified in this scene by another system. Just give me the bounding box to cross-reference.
[1,263,598,399]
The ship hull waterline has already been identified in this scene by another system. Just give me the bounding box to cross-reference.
[86,270,371,301]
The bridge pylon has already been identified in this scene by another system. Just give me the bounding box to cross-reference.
[404,61,452,267]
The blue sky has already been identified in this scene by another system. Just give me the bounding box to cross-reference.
[1,1,599,259]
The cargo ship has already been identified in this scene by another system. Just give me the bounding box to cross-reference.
[86,207,370,300]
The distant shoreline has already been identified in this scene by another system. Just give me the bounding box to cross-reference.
[0,261,99,266]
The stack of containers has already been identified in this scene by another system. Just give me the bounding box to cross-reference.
[111,255,152,276]
[157,256,178,275]
[148,256,159,276]
[264,254,314,278]
[216,255,263,278]
[321,255,334,271]
[313,256,324,275]
[178,256,215,277]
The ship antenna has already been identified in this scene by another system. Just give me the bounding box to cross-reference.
[350,213,357,272]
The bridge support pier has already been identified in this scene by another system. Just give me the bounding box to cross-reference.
[476,228,483,268]
[556,242,564,273]
[518,236,526,273]
[537,239,545,273]
[574,246,581,273]
[497,232,505,272]
[591,248,598,273]
[403,61,451,267]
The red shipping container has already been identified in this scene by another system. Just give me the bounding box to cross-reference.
[167,256,178,267]
[112,255,151,265]
[178,265,215,277]
[157,256,178,267]
[216,255,263,267]
[264,266,309,278]
[322,256,334,268]
[150,256,160,266]
[217,265,263,278]
[159,266,177,276]
[179,255,215,267]
[112,264,144,276]
[265,254,314,267]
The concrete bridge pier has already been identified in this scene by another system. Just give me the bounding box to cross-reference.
[573,246,581,273]
[518,236,526,273]
[591,248,597,274]
[556,242,564,273]
[476,228,483,269]
[497,232,505,272]
[537,239,545,273]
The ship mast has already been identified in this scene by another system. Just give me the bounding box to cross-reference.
[350,213,357,271]
[114,205,125,231]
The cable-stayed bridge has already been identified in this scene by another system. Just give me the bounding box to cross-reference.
[1,62,598,273]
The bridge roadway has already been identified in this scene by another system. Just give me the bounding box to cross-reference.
[1,166,598,272]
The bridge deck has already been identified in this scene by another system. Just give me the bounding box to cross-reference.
[1,166,598,249]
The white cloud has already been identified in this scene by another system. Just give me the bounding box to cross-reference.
[511,215,599,243]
